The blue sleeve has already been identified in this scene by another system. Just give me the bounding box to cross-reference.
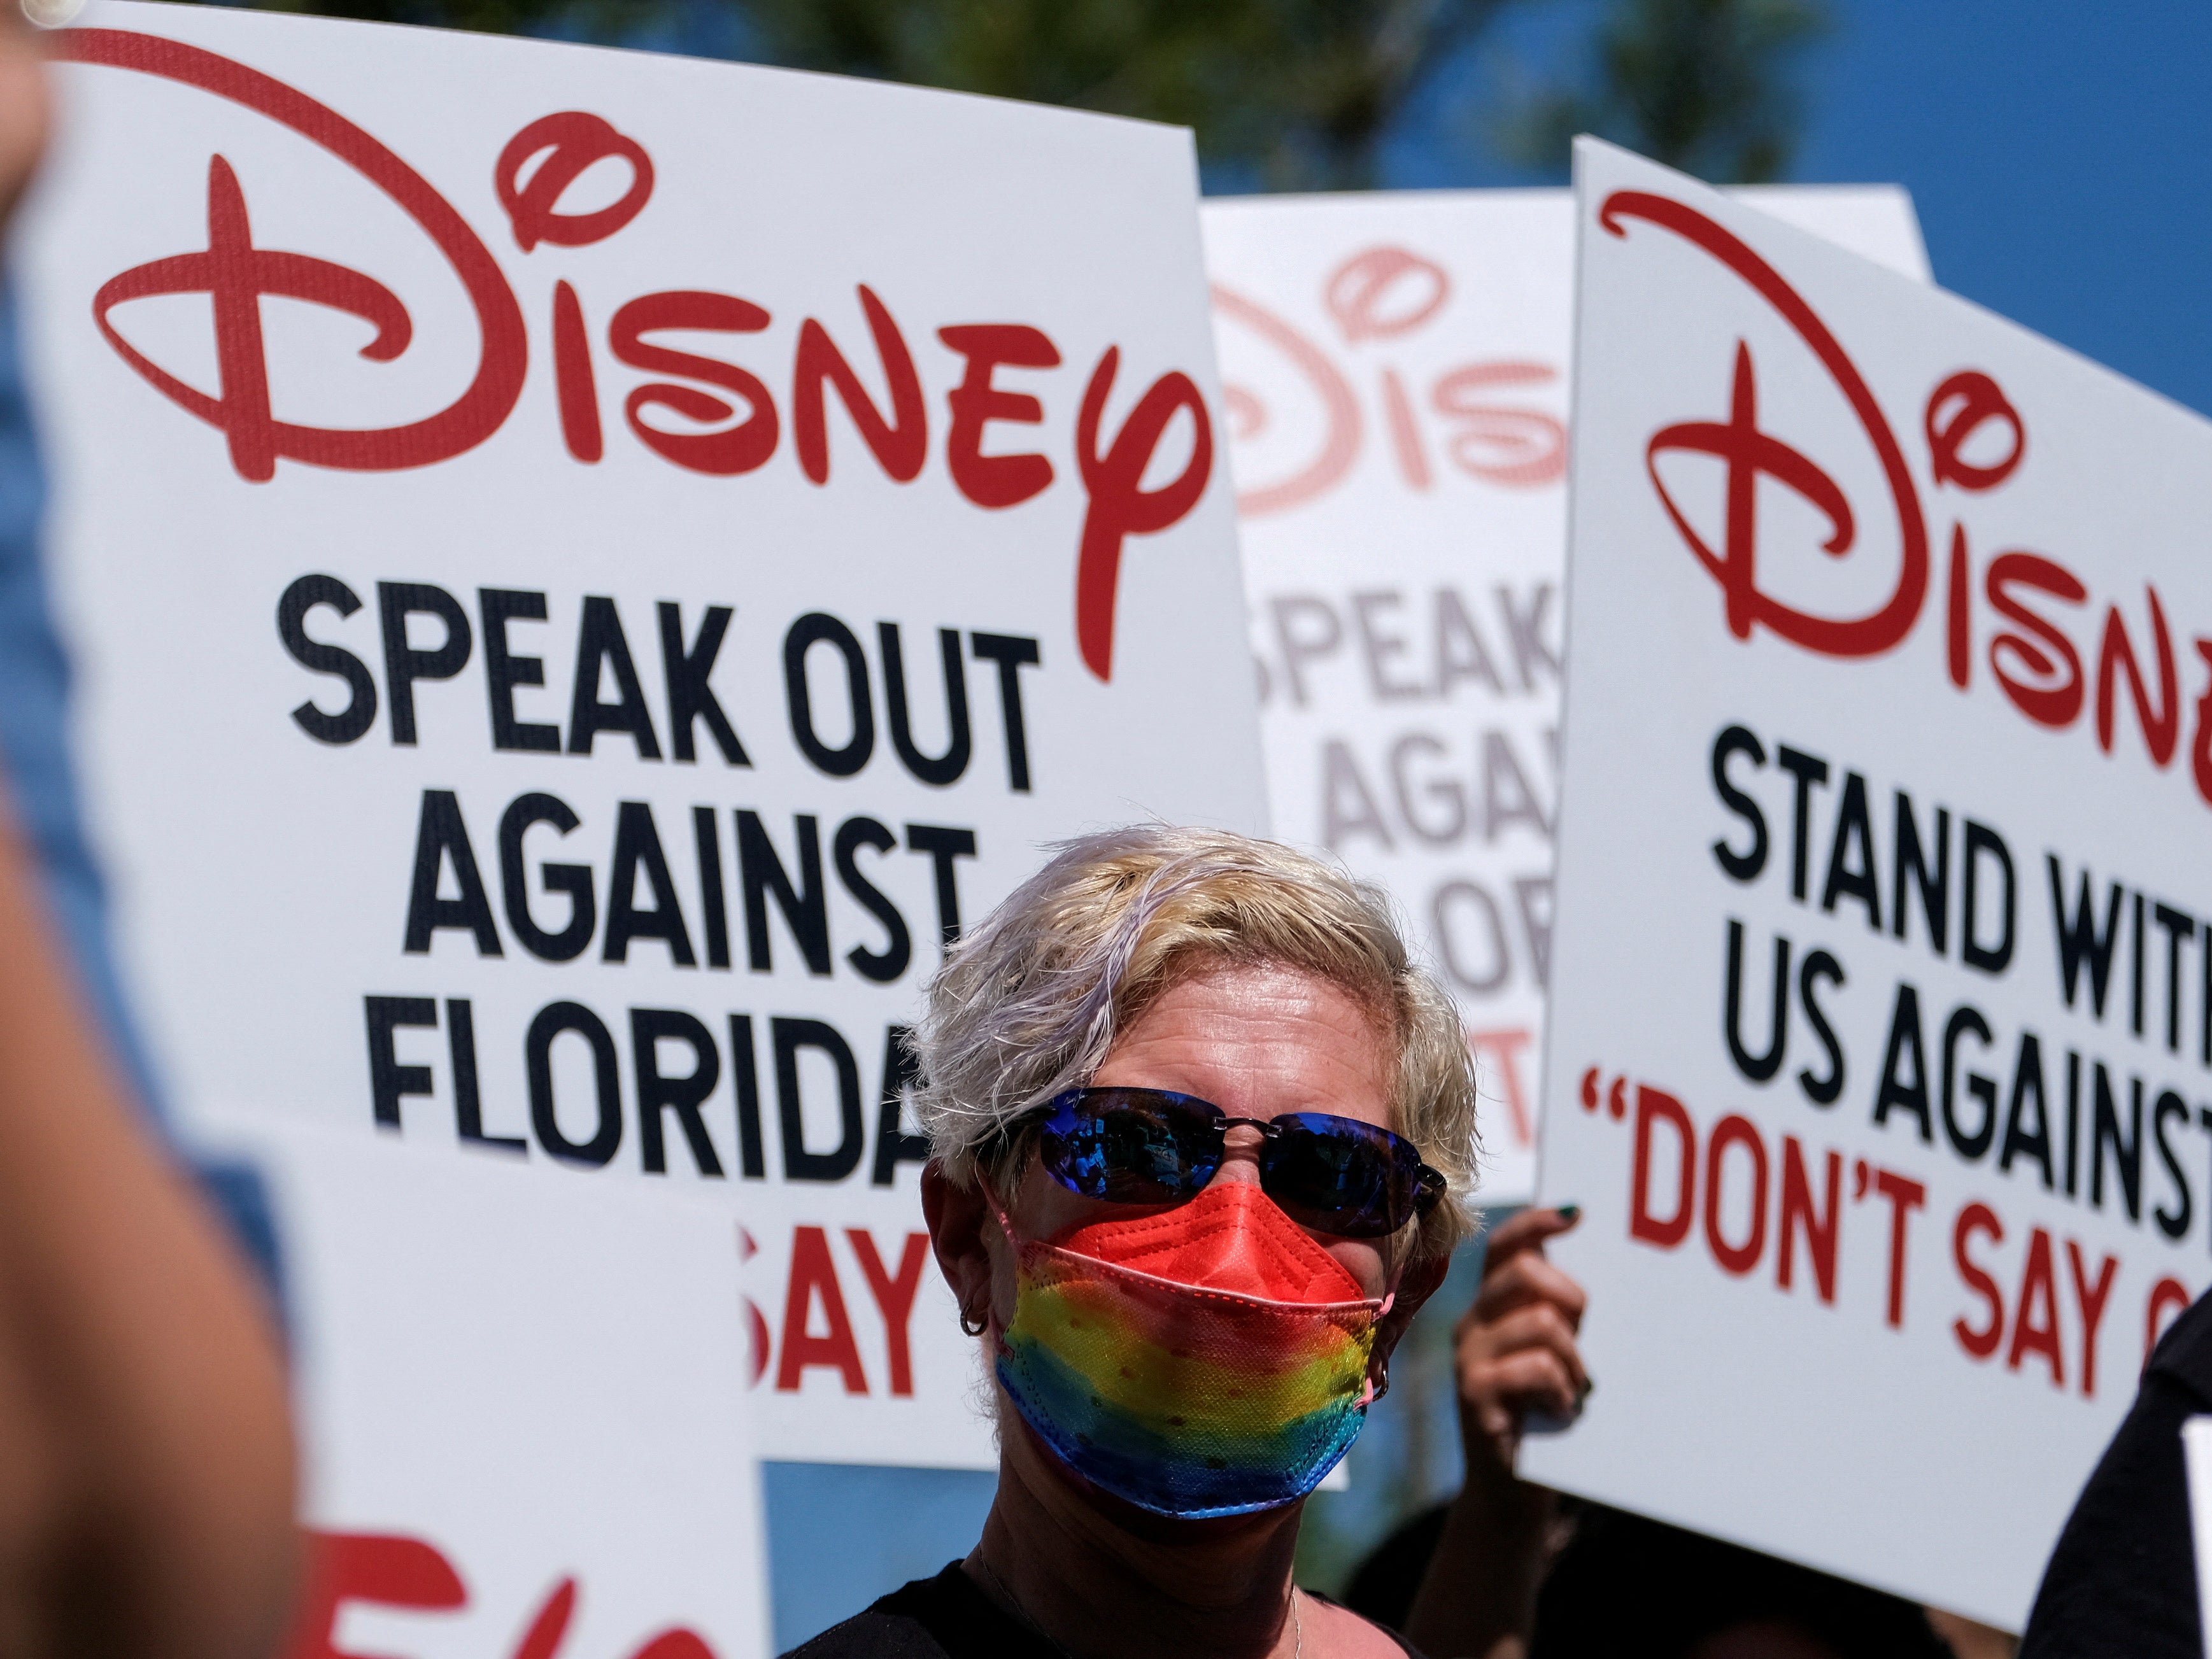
[0,281,282,1301]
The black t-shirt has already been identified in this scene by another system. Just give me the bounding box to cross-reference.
[1344,1500,1949,1658]
[2019,1286,2212,1659]
[784,1562,1422,1659]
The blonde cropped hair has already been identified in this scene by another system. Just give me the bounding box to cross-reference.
[911,824,1480,1259]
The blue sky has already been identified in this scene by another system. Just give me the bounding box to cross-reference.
[1794,0,2212,420]
[1380,0,2212,418]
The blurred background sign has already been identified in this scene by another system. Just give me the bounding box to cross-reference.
[250,1122,769,1659]
[1206,182,1925,1204]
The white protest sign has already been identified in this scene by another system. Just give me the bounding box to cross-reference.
[15,1,1264,1469]
[1204,187,1926,1203]
[250,1122,767,1659]
[1524,138,2212,1627]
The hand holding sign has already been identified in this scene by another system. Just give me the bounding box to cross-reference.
[1457,1204,1590,1465]
[1393,1205,1587,1658]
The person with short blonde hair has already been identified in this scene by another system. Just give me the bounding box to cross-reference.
[793,824,1556,1659]
[916,824,1483,1258]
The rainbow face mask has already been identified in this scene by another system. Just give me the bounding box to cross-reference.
[991,1177,1386,1519]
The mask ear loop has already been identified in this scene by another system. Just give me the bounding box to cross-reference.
[958,1171,1024,1339]
[977,1170,1018,1240]
[1356,1292,1398,1406]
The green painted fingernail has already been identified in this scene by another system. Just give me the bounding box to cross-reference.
[1556,1203,1582,1223]
[1580,1378,1596,1400]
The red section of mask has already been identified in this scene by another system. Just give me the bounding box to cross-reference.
[1051,1180,1366,1304]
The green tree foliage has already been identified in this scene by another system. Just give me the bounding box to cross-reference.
[733,0,1508,190]
[202,0,1515,190]
[1502,0,1827,181]
[222,0,597,37]
[180,0,1826,187]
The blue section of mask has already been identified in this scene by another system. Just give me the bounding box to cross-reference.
[996,1340,1365,1519]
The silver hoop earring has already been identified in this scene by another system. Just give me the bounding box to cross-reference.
[960,1308,989,1337]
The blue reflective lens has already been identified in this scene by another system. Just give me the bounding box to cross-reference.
[1026,1089,1443,1238]
[1259,1112,1419,1238]
[1035,1088,1221,1205]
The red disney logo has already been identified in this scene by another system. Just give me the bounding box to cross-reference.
[288,1531,716,1659]
[58,28,1213,682]
[1606,186,2212,814]
[1212,241,1565,517]
[73,31,527,483]
[1601,190,1932,660]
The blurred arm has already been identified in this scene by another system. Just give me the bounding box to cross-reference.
[0,17,299,1653]
[0,793,299,1658]
[1403,1207,1586,1659]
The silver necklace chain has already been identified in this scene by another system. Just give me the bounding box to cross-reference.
[973,1555,1305,1659]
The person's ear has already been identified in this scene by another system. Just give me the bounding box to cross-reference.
[921,1159,994,1332]
[1371,1248,1451,1373]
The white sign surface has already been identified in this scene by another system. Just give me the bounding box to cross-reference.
[16,1,1265,1467]
[1205,187,1925,1203]
[252,1122,767,1659]
[1526,139,2212,1627]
